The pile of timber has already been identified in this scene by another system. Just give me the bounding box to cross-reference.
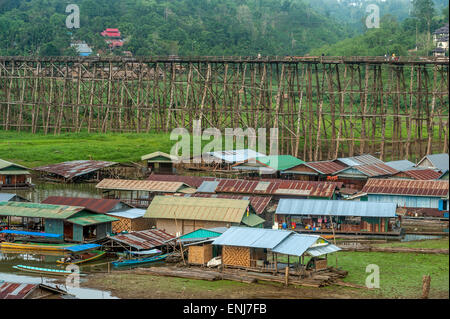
[130,265,348,288]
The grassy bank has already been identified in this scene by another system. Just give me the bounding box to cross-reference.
[0,131,175,167]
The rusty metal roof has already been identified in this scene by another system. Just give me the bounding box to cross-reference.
[186,193,272,215]
[108,228,176,250]
[397,169,443,180]
[362,179,449,197]
[33,160,118,179]
[214,179,341,198]
[42,196,126,214]
[147,174,216,188]
[96,179,188,192]
[0,282,38,299]
[303,161,348,175]
[353,163,399,177]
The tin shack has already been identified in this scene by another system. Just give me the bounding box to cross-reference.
[0,159,32,189]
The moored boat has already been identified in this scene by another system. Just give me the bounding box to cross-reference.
[12,264,86,276]
[112,253,170,267]
[56,244,106,265]
[0,241,75,251]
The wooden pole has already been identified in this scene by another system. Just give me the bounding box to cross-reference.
[422,275,431,299]
[284,265,289,287]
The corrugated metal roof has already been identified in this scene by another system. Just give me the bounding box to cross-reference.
[417,153,449,171]
[96,179,187,192]
[106,208,146,219]
[33,160,118,179]
[65,243,101,252]
[271,234,319,256]
[0,282,38,299]
[67,212,118,226]
[304,161,348,175]
[385,160,416,172]
[0,193,16,202]
[362,179,449,197]
[233,155,305,172]
[241,213,265,227]
[306,243,341,257]
[207,149,266,163]
[42,196,124,214]
[141,151,179,162]
[0,170,31,175]
[108,228,175,250]
[186,193,272,215]
[398,169,443,180]
[144,196,250,223]
[197,181,220,193]
[352,163,398,177]
[147,174,216,188]
[0,159,28,171]
[212,226,292,249]
[179,228,224,242]
[0,201,84,219]
[337,154,385,166]
[275,199,397,217]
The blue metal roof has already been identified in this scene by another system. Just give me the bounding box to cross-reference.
[271,233,319,256]
[306,244,341,257]
[196,181,220,193]
[107,208,146,219]
[275,199,397,217]
[385,160,416,171]
[212,226,292,249]
[420,153,449,171]
[0,193,15,202]
[65,243,101,252]
[0,230,62,238]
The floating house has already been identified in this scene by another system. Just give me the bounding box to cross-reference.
[147,174,216,188]
[96,178,195,208]
[274,199,400,236]
[281,160,348,182]
[101,228,175,253]
[212,227,341,271]
[178,227,227,265]
[0,159,32,189]
[144,196,265,236]
[232,155,305,178]
[33,160,121,183]
[41,196,153,234]
[141,151,179,174]
[361,179,449,217]
[0,202,117,242]
[416,153,449,172]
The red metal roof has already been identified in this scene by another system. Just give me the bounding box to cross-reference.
[399,169,443,180]
[108,229,175,250]
[354,163,398,177]
[0,282,37,299]
[305,161,347,175]
[147,174,216,188]
[33,160,118,179]
[188,194,272,215]
[42,196,125,214]
[362,179,449,197]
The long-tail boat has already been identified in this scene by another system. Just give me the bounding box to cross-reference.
[56,244,106,265]
[12,265,86,276]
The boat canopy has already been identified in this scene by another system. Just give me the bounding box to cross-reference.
[128,249,161,255]
[64,243,101,252]
[0,230,62,238]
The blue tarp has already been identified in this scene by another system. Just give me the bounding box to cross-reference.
[0,230,62,238]
[64,243,101,252]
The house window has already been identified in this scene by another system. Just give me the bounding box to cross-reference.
[444,200,448,211]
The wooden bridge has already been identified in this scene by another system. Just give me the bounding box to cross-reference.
[0,55,448,162]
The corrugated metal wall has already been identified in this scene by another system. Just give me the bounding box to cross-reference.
[44,219,63,236]
[73,224,83,242]
[367,194,440,208]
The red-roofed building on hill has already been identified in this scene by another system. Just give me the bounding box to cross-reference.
[101,28,124,49]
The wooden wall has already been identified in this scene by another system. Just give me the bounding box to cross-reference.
[188,244,213,265]
[222,245,251,268]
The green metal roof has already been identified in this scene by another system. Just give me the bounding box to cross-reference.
[254,155,305,171]
[144,195,250,223]
[141,151,178,162]
[66,211,118,226]
[179,228,223,240]
[241,213,265,227]
[0,159,29,172]
[0,201,84,219]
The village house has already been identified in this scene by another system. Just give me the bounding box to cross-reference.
[0,202,117,242]
[0,193,29,202]
[232,155,305,178]
[143,196,265,236]
[32,160,134,183]
[96,178,195,208]
[274,198,400,236]
[415,153,449,173]
[360,179,449,218]
[41,196,152,234]
[100,28,124,49]
[141,151,179,174]
[432,24,449,57]
[0,159,32,189]
[211,226,341,272]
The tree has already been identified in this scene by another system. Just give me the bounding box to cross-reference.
[411,0,435,42]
